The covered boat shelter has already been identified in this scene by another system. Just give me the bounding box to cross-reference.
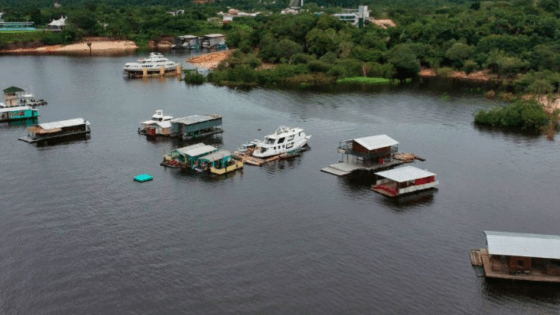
[197,150,232,169]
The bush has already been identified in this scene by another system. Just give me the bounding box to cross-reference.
[436,67,454,77]
[290,53,314,65]
[474,100,552,132]
[308,60,331,73]
[336,77,393,85]
[464,60,478,75]
[364,62,394,79]
[184,70,205,85]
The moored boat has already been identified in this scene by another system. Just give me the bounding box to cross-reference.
[123,52,180,76]
[138,110,173,136]
[244,126,311,158]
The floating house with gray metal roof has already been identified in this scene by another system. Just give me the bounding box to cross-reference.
[19,118,90,144]
[372,166,437,197]
[470,231,560,283]
[170,114,223,140]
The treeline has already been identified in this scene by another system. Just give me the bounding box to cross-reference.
[208,0,560,91]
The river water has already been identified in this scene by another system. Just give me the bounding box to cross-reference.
[1,52,560,315]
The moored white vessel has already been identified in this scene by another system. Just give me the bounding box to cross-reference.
[245,126,311,158]
[123,52,179,75]
[138,110,173,136]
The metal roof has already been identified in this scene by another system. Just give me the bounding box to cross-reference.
[199,150,231,162]
[0,106,32,113]
[174,143,205,155]
[39,118,86,130]
[171,114,221,126]
[484,231,560,260]
[354,134,398,151]
[174,143,217,157]
[375,166,435,183]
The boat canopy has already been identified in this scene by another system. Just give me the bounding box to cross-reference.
[375,166,435,183]
[0,106,32,113]
[484,231,560,260]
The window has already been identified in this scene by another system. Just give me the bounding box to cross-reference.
[278,137,286,144]
[266,138,275,145]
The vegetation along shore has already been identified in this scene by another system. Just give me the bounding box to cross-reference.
[2,0,560,136]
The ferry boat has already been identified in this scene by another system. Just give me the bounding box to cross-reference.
[19,118,90,144]
[123,52,180,76]
[244,126,311,158]
[372,166,438,197]
[0,106,38,123]
[138,110,173,136]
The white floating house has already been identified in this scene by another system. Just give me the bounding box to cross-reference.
[372,166,438,197]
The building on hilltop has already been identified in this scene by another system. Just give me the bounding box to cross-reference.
[48,16,66,31]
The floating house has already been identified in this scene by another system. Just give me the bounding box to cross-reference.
[322,134,406,176]
[167,143,218,168]
[0,106,38,123]
[170,114,223,140]
[197,149,244,175]
[372,166,438,197]
[173,35,199,49]
[470,231,560,283]
[200,34,227,49]
[1,86,47,108]
[19,118,90,144]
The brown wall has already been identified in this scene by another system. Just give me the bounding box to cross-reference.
[507,256,532,272]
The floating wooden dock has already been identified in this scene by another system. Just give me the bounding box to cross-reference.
[321,153,423,177]
[232,148,305,166]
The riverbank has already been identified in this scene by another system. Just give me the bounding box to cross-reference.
[0,37,138,56]
[186,50,233,69]
[418,68,496,82]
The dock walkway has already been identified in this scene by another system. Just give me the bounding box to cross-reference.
[321,152,424,177]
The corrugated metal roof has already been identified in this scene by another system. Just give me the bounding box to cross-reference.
[375,166,435,182]
[354,134,398,150]
[174,143,217,157]
[484,231,560,259]
[171,114,221,126]
[0,106,32,113]
[199,150,231,162]
[39,118,86,130]
[174,143,205,155]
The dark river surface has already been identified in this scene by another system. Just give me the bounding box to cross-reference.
[1,52,560,315]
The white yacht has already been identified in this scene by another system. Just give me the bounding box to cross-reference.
[138,110,174,136]
[246,126,311,158]
[123,52,179,75]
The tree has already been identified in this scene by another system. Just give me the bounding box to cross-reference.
[388,44,420,79]
[445,42,474,68]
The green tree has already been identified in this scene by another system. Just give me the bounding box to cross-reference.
[388,44,420,79]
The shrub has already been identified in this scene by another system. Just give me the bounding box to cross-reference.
[436,67,454,78]
[290,53,314,65]
[474,100,552,132]
[464,60,478,75]
[184,70,205,85]
[308,60,331,73]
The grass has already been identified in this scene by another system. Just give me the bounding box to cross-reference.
[336,77,395,85]
[0,30,38,34]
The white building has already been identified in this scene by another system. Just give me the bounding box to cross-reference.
[48,16,66,31]
[333,5,369,27]
[167,10,185,16]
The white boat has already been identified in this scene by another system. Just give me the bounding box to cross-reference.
[138,110,174,136]
[246,126,311,158]
[123,52,179,75]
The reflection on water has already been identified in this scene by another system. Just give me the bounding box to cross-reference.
[483,279,560,305]
[1,117,38,128]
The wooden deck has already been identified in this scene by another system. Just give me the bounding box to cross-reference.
[321,159,404,177]
[232,149,304,166]
[321,152,425,177]
[474,248,560,283]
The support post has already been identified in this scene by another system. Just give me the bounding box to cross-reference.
[160,66,165,76]
[176,64,182,75]
[142,68,148,78]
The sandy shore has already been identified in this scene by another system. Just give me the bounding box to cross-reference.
[418,68,494,82]
[186,50,233,69]
[0,40,138,55]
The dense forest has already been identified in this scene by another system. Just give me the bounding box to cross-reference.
[3,0,560,95]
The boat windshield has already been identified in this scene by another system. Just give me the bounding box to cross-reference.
[266,138,275,144]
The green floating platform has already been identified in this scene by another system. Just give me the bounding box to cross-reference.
[134,174,153,182]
